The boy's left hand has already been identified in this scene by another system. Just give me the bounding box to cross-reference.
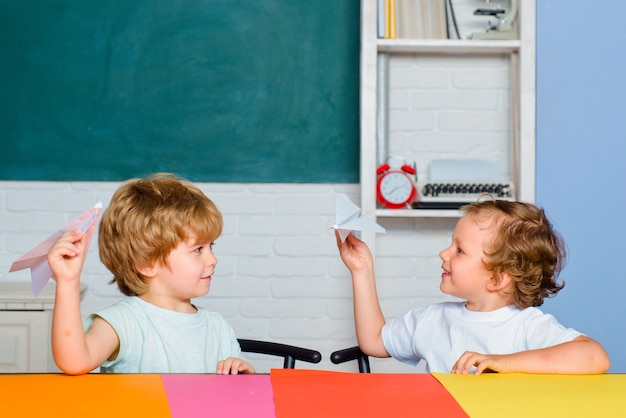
[216,357,256,375]
[452,351,510,375]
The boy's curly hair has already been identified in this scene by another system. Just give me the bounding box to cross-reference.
[98,173,223,296]
[461,199,566,308]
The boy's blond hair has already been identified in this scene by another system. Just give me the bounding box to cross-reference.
[461,199,566,308]
[98,173,223,296]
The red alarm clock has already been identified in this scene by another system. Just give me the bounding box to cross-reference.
[376,159,417,209]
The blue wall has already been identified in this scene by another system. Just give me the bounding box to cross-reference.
[536,1,626,372]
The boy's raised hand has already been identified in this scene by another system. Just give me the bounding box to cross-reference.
[48,228,92,284]
[335,231,374,273]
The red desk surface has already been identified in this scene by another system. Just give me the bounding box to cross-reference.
[270,369,468,418]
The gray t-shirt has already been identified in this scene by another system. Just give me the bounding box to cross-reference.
[84,296,242,373]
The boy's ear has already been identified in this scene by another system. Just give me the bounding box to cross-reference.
[135,262,158,279]
[489,271,513,291]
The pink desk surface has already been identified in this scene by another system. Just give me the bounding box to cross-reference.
[161,374,275,418]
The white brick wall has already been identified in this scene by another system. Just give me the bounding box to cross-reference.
[388,53,512,182]
[383,0,515,181]
[0,181,458,373]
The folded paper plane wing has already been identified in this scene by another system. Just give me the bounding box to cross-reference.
[9,202,103,296]
[333,193,385,242]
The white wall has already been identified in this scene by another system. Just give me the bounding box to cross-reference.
[387,53,512,182]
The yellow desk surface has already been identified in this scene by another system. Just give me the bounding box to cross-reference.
[434,372,626,418]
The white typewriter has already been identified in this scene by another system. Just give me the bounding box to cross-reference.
[411,159,515,209]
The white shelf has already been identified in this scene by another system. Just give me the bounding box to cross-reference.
[359,0,536,245]
[377,39,520,54]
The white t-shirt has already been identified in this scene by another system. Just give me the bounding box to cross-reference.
[381,301,582,373]
[84,297,242,373]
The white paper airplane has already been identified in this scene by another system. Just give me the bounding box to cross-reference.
[9,202,103,296]
[333,193,385,242]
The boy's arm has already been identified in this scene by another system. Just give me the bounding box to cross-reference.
[49,229,119,374]
[336,232,389,358]
[453,335,610,375]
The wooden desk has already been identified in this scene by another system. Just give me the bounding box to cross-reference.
[2,371,626,417]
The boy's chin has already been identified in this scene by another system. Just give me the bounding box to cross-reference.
[439,284,459,299]
[194,282,211,297]
[439,282,450,294]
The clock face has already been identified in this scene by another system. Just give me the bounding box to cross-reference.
[378,171,414,204]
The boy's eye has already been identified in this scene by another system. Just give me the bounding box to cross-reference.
[194,243,215,253]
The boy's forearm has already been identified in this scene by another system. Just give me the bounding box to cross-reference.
[351,269,389,358]
[52,282,93,374]
[510,337,610,374]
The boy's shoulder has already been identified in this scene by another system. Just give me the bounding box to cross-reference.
[92,296,147,320]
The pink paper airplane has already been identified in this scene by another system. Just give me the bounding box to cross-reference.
[9,202,103,296]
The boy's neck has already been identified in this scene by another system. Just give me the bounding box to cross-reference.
[138,293,197,314]
[465,299,514,312]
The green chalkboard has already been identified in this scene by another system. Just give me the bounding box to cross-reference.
[0,1,360,182]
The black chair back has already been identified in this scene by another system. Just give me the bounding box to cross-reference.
[330,346,371,373]
[238,339,322,369]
